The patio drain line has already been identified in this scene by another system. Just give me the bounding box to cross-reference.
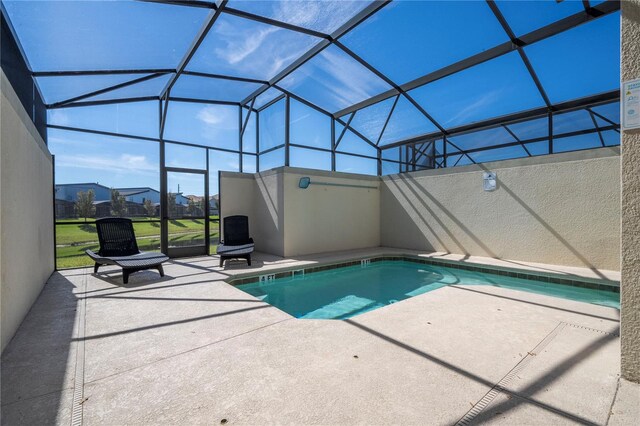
[70,273,88,426]
[563,322,619,336]
[455,322,567,426]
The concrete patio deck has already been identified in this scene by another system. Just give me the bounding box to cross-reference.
[1,248,638,425]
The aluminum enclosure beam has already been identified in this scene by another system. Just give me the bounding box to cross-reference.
[33,69,175,77]
[334,0,620,118]
[48,72,169,108]
[240,0,391,106]
[379,90,619,151]
[159,1,227,99]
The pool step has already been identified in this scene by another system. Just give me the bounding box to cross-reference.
[301,295,378,319]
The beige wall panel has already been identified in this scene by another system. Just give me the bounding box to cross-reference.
[282,169,380,257]
[621,0,640,383]
[220,171,285,256]
[1,71,55,352]
[381,148,620,271]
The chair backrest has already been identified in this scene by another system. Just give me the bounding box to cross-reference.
[223,215,251,245]
[95,218,140,256]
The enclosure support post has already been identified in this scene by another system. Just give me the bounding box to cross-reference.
[159,98,169,254]
[443,136,448,168]
[205,149,210,255]
[256,112,260,172]
[331,118,336,171]
[548,112,554,154]
[238,106,243,172]
[284,95,290,167]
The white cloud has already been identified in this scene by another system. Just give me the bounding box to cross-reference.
[289,112,310,125]
[207,13,317,79]
[350,99,394,140]
[196,106,225,126]
[56,153,157,176]
[196,105,237,129]
[273,1,367,34]
[445,90,501,126]
[214,22,280,65]
[281,47,390,110]
[195,105,239,144]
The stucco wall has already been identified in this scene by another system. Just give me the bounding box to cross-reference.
[381,148,620,271]
[220,170,285,256]
[1,70,55,352]
[220,167,380,257]
[282,168,380,257]
[621,0,640,383]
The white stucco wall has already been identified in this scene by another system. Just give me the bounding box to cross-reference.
[222,151,619,271]
[253,170,285,256]
[1,70,55,352]
[380,148,620,271]
[220,170,285,256]
[621,0,640,383]
[282,168,380,257]
[220,167,380,257]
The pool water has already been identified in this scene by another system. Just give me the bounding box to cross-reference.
[237,261,619,319]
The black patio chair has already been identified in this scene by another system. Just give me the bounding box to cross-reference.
[217,215,254,267]
[85,217,169,284]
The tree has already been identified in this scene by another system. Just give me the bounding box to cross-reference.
[74,190,96,222]
[167,192,177,218]
[143,199,156,218]
[110,189,127,217]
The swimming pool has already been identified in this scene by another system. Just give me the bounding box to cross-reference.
[236,260,619,319]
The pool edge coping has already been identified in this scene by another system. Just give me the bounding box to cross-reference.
[225,254,620,294]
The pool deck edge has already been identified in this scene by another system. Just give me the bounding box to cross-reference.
[223,248,620,293]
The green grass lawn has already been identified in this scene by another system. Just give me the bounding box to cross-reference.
[56,217,218,245]
[56,218,220,269]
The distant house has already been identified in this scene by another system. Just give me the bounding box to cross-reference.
[55,183,111,219]
[55,183,111,203]
[54,183,193,219]
[116,187,190,206]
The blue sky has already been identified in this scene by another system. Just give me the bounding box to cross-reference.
[3,0,621,194]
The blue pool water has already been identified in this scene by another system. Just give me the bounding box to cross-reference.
[237,261,620,319]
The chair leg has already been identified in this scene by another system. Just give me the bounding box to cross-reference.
[157,264,164,277]
[247,254,251,266]
[122,269,130,284]
[219,256,225,268]
[94,263,100,274]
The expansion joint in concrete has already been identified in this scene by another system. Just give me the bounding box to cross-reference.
[604,377,621,426]
[455,322,566,425]
[70,273,88,426]
[84,316,293,386]
[563,322,620,336]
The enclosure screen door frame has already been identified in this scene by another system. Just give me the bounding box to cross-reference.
[161,166,209,258]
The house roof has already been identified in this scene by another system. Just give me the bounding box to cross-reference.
[116,189,148,197]
[56,182,111,191]
[115,187,159,194]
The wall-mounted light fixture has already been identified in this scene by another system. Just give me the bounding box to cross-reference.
[298,177,377,190]
[299,177,311,189]
[483,171,497,192]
